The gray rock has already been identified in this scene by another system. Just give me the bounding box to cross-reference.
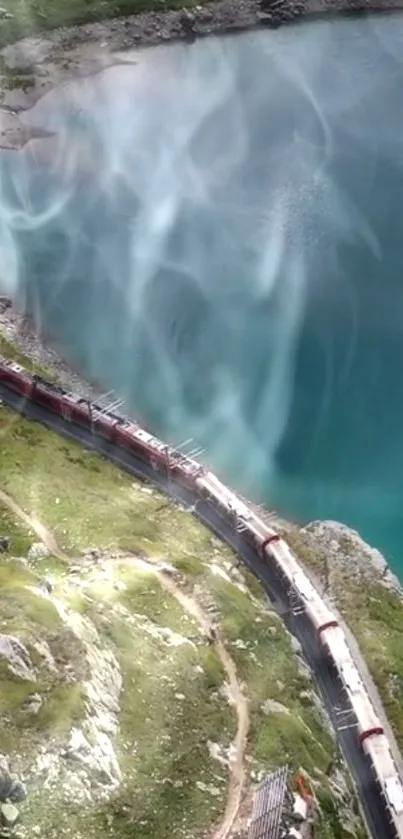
[41,578,53,594]
[0,803,19,827]
[0,538,9,553]
[7,778,27,803]
[0,757,26,806]
[289,635,302,655]
[0,635,35,682]
[27,542,49,561]
[21,692,43,715]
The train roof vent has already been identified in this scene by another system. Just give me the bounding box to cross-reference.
[293,572,315,601]
[341,662,361,693]
[385,775,403,814]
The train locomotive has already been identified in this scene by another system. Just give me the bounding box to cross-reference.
[1,354,403,837]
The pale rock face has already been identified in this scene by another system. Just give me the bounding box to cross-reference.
[0,634,36,681]
[303,519,402,592]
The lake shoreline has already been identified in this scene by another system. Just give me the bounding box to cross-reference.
[1,0,403,122]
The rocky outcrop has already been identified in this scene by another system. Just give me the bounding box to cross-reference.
[0,635,36,682]
[302,519,402,594]
[31,605,123,804]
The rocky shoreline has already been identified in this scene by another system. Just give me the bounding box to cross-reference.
[0,0,403,124]
[3,0,403,65]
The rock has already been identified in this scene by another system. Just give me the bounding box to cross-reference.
[41,578,53,594]
[0,758,26,807]
[289,635,302,655]
[0,758,12,802]
[261,698,290,715]
[7,777,27,804]
[0,537,9,553]
[0,635,35,681]
[180,8,196,31]
[0,804,19,827]
[21,692,43,715]
[27,542,49,561]
[303,519,403,593]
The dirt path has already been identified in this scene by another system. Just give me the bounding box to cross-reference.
[0,488,69,562]
[134,556,250,839]
[0,489,250,837]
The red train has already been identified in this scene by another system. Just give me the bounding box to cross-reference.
[0,357,204,488]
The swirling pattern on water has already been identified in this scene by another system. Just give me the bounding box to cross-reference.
[1,13,403,570]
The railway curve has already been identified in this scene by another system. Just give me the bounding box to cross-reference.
[0,375,400,839]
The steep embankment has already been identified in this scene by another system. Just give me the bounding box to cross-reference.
[0,329,365,839]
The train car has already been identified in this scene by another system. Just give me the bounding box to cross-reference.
[196,472,237,506]
[291,569,339,633]
[265,538,340,634]
[171,453,204,486]
[0,359,35,398]
[113,422,168,470]
[94,410,124,444]
[339,661,384,742]
[33,376,70,415]
[365,737,403,838]
[56,391,91,425]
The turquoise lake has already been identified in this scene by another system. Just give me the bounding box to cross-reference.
[2,13,403,573]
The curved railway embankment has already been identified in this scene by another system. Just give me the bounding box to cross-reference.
[0,365,401,839]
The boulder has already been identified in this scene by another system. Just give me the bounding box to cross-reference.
[0,803,19,827]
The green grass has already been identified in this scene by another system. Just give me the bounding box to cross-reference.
[0,403,222,561]
[0,0,200,49]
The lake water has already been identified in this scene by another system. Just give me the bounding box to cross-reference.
[2,13,403,572]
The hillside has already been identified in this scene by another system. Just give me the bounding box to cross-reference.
[0,331,366,839]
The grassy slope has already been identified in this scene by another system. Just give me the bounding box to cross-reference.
[0,335,364,839]
[0,0,192,48]
[283,525,403,753]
